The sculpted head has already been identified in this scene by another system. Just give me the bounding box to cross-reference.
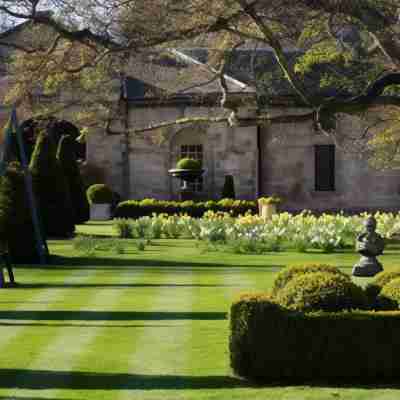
[364,216,377,233]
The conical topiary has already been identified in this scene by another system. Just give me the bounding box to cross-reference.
[57,135,89,224]
[221,174,235,199]
[0,162,43,263]
[29,132,75,237]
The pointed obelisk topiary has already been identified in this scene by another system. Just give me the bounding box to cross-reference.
[0,162,41,263]
[221,174,235,199]
[30,132,75,237]
[57,135,89,224]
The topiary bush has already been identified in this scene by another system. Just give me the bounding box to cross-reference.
[176,158,201,170]
[365,270,400,302]
[87,184,114,204]
[221,175,235,199]
[378,277,400,309]
[230,294,400,382]
[271,264,349,296]
[57,135,89,224]
[30,132,75,238]
[275,271,367,312]
[0,162,45,263]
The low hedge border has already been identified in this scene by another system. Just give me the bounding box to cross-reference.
[114,199,258,218]
[230,294,400,382]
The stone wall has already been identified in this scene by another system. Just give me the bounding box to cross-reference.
[260,107,400,211]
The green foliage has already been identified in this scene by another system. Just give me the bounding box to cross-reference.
[115,198,257,218]
[230,295,400,381]
[0,162,45,263]
[30,132,75,238]
[275,271,367,312]
[73,235,125,255]
[365,270,400,304]
[228,238,280,254]
[86,184,114,204]
[257,196,282,205]
[114,219,134,238]
[378,277,400,309]
[272,264,348,296]
[295,41,351,75]
[221,175,235,199]
[176,158,201,170]
[57,135,89,224]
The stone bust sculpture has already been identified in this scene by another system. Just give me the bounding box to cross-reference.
[352,216,384,277]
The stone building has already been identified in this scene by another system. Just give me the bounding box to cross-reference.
[1,21,400,212]
[88,49,400,212]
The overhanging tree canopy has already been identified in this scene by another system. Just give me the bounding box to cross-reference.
[1,0,400,167]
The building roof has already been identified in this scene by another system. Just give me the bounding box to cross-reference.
[123,49,254,102]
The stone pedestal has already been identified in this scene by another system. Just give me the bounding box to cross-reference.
[352,256,383,277]
[90,204,111,221]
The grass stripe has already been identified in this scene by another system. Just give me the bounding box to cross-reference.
[115,270,194,399]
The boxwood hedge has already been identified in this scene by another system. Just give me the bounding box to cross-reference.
[114,198,257,218]
[230,294,400,382]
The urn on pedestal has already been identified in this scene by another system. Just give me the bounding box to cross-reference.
[168,158,204,201]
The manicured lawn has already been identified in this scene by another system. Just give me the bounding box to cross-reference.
[0,222,400,399]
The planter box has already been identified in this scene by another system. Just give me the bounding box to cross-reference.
[258,202,277,221]
[90,203,111,221]
[230,295,400,382]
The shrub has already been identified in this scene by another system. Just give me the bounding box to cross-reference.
[87,184,114,204]
[114,199,257,219]
[0,162,45,263]
[230,294,400,381]
[30,132,75,237]
[378,278,400,309]
[272,264,349,296]
[221,175,235,199]
[275,271,367,312]
[57,135,89,224]
[365,270,400,301]
[176,158,201,170]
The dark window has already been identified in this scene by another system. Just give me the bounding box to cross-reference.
[180,144,203,192]
[315,145,335,191]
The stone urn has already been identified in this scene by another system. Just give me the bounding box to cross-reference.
[168,168,204,201]
[169,158,204,201]
[352,216,385,277]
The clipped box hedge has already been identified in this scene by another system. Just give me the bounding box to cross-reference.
[230,294,400,382]
[114,199,257,218]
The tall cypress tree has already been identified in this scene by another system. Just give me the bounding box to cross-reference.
[29,132,75,237]
[0,162,41,263]
[57,135,89,224]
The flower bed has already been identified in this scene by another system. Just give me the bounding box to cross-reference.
[114,211,400,253]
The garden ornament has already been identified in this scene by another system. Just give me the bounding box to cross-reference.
[352,215,384,277]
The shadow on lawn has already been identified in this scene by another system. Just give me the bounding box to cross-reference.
[13,282,245,289]
[0,310,227,321]
[0,397,75,400]
[1,369,400,390]
[0,322,183,328]
[14,255,286,271]
[0,369,246,390]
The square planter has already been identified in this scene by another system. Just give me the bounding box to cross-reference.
[90,203,111,221]
[258,202,277,221]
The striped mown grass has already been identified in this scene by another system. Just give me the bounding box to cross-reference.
[0,231,400,399]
